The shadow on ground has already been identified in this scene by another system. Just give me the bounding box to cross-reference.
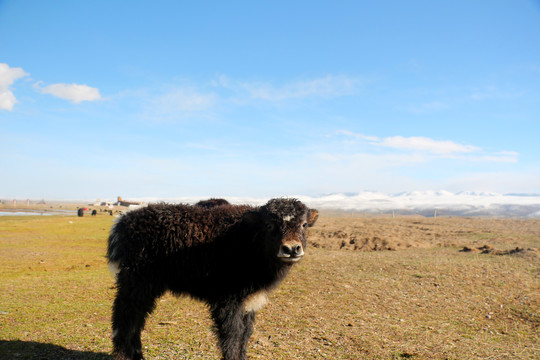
[0,340,111,360]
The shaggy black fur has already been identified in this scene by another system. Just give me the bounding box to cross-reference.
[107,198,318,360]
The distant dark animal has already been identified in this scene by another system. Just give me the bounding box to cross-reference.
[77,208,84,217]
[107,198,318,360]
[195,198,230,208]
[91,209,97,216]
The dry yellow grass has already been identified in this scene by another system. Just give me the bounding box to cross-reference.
[0,212,539,359]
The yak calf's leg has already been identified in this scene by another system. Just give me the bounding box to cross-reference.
[239,311,256,359]
[211,301,254,360]
[112,273,162,360]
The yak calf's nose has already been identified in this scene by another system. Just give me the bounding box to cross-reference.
[281,244,304,257]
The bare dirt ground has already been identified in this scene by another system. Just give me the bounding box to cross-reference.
[310,212,540,255]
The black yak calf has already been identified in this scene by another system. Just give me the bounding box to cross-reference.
[107,198,318,360]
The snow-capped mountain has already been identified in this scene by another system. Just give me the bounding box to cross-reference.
[296,191,540,217]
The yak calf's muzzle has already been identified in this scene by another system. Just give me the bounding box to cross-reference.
[277,242,304,263]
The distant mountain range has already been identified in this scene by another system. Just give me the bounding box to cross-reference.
[295,191,540,218]
[136,191,540,218]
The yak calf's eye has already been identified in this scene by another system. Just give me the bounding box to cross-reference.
[302,222,308,228]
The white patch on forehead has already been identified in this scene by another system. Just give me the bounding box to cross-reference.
[283,214,294,222]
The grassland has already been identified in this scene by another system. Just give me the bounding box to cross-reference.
[0,212,539,359]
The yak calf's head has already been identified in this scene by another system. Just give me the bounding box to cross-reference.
[248,198,318,264]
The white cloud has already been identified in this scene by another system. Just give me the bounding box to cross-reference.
[130,74,361,119]
[335,130,517,162]
[152,88,216,112]
[38,83,101,103]
[140,87,218,122]
[334,130,380,142]
[379,136,479,154]
[218,75,361,102]
[0,63,29,111]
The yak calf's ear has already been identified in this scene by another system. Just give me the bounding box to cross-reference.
[307,209,319,227]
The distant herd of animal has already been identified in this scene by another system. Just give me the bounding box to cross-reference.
[77,208,117,217]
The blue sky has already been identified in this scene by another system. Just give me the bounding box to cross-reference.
[1,0,539,200]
